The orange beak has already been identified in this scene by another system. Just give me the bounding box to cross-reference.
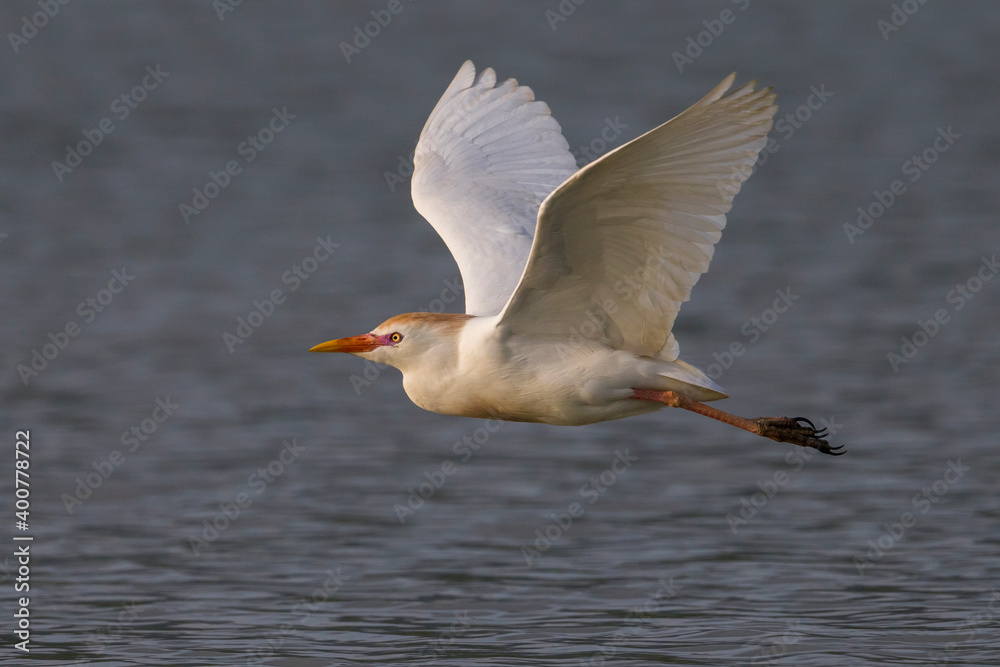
[309,333,381,354]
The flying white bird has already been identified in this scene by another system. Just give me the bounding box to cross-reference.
[312,61,842,455]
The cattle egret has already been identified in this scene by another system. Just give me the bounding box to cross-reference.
[312,61,843,455]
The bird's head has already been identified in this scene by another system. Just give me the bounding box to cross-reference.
[310,312,474,371]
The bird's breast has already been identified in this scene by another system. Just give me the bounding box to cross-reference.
[398,330,660,426]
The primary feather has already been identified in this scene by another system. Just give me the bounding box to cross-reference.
[412,60,578,316]
[498,73,778,361]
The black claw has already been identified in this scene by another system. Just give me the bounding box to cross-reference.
[753,416,845,456]
[792,416,816,430]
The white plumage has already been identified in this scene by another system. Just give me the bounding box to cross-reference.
[313,62,842,455]
[412,60,579,317]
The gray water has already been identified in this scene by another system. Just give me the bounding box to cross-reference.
[2,1,999,665]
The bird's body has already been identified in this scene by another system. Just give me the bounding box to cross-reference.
[387,311,722,426]
[313,62,843,455]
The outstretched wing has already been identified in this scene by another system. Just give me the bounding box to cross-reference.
[497,74,777,360]
[411,61,578,316]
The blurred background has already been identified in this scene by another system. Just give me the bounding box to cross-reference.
[1,1,998,664]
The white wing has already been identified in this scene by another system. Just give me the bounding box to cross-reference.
[412,61,578,316]
[497,74,777,360]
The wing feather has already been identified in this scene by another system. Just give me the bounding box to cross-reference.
[411,61,578,316]
[497,75,778,360]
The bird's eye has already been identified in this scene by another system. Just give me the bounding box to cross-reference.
[390,332,403,343]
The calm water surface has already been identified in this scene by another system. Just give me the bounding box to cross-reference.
[2,2,999,665]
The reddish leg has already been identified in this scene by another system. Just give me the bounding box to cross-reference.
[632,389,843,455]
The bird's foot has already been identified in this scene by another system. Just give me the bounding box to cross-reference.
[750,417,844,456]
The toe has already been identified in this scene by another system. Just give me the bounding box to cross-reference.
[752,416,845,456]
